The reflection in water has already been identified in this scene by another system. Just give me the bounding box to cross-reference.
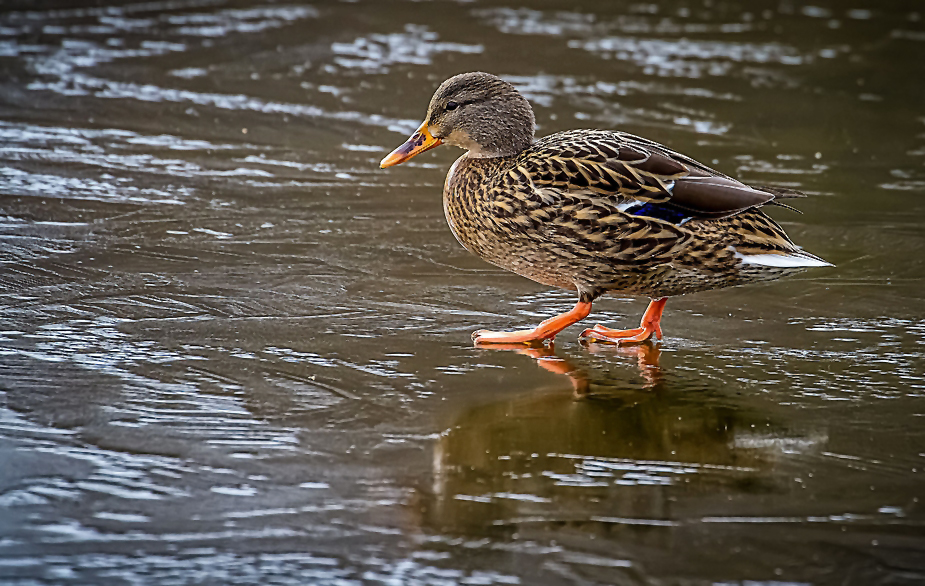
[425,358,825,544]
[582,342,665,390]
[475,343,592,395]
[476,342,664,394]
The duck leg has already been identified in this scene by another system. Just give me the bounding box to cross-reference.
[580,298,668,345]
[472,298,592,346]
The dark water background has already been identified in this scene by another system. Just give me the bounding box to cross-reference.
[1,1,924,584]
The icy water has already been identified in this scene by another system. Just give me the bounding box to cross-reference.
[1,1,924,584]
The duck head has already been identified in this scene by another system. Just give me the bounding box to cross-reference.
[380,72,536,168]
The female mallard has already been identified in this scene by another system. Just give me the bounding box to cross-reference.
[380,72,831,346]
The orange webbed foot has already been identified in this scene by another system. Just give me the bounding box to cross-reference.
[580,325,659,345]
[472,328,552,346]
[472,299,592,347]
[579,298,668,346]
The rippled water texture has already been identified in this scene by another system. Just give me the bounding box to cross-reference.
[1,1,924,584]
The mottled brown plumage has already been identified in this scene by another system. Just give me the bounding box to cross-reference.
[381,72,831,346]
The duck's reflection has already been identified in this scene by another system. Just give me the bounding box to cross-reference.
[480,341,663,395]
[422,347,826,540]
[582,341,665,389]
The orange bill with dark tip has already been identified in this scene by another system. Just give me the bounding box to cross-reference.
[379,121,442,168]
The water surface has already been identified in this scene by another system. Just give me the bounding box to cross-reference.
[1,1,924,584]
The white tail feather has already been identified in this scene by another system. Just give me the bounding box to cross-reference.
[734,251,833,268]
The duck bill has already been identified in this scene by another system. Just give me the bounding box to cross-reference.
[380,121,442,168]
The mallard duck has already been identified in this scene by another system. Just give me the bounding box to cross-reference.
[380,72,832,346]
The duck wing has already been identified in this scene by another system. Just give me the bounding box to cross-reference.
[520,129,789,222]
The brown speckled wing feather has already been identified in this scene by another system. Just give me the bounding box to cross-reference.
[484,152,693,272]
[519,129,782,219]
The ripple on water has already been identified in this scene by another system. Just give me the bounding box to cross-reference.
[330,24,483,74]
[3,5,412,132]
[0,121,394,203]
[164,5,318,37]
[728,316,925,399]
[475,6,762,37]
[29,72,412,131]
[569,36,806,78]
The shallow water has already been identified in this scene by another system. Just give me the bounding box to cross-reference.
[1,1,924,584]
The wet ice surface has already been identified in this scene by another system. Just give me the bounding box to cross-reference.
[1,0,924,584]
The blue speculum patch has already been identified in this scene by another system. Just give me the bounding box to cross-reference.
[629,202,691,224]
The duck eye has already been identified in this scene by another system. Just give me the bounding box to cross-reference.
[445,101,458,111]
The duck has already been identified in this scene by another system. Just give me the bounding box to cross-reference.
[380,72,832,346]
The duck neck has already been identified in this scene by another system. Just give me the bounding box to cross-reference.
[446,127,533,159]
[472,130,533,159]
